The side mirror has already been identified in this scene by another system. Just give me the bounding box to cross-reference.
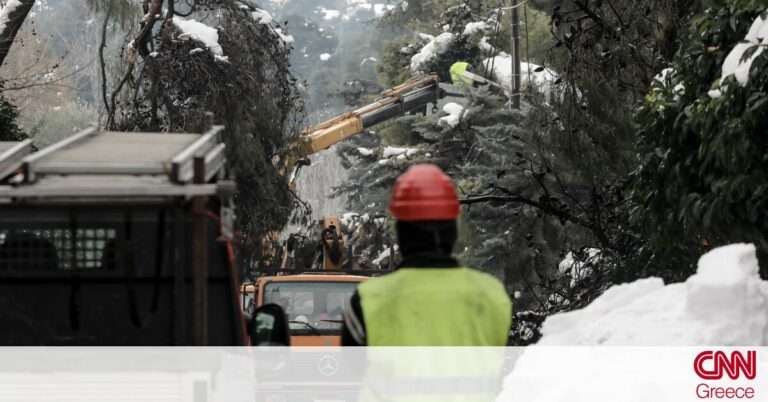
[249,303,290,346]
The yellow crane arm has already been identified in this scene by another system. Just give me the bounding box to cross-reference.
[295,74,439,155]
[282,74,441,184]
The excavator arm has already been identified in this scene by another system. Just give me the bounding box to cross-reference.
[283,74,441,185]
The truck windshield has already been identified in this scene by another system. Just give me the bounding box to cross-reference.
[263,281,359,332]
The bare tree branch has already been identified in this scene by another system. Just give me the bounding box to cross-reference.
[100,0,115,116]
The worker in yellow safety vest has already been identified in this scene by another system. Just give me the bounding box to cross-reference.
[449,61,476,87]
[341,164,512,346]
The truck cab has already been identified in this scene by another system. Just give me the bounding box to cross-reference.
[242,273,367,346]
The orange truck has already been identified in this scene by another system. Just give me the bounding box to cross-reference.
[242,272,368,346]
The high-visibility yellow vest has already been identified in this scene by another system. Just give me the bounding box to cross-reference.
[450,62,474,86]
[358,267,512,346]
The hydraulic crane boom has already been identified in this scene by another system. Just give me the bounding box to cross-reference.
[284,74,440,185]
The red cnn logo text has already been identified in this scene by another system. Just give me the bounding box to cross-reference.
[694,351,757,380]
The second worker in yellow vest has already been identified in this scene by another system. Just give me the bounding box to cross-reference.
[449,61,476,87]
[341,164,512,346]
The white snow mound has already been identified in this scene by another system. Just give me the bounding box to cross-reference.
[539,243,768,345]
[498,244,768,402]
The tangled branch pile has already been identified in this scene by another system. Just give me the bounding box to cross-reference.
[106,0,306,259]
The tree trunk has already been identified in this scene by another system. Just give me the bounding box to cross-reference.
[0,0,35,68]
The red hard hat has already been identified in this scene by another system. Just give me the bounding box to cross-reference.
[388,164,460,221]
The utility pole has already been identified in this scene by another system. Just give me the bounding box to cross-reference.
[510,0,521,109]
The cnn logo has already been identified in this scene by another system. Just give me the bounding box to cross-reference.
[694,351,757,380]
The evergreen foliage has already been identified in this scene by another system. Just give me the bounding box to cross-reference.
[0,96,26,142]
[633,3,768,278]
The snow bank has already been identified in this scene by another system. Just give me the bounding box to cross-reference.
[410,32,455,72]
[499,244,768,402]
[540,243,768,345]
[721,12,768,86]
[438,102,465,128]
[173,17,223,56]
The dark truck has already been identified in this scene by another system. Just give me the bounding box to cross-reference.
[0,126,246,345]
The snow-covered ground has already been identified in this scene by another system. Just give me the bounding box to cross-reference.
[499,243,768,402]
[538,243,768,345]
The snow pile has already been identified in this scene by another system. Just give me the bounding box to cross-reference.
[539,243,768,345]
[721,12,768,86]
[438,102,465,128]
[410,32,455,72]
